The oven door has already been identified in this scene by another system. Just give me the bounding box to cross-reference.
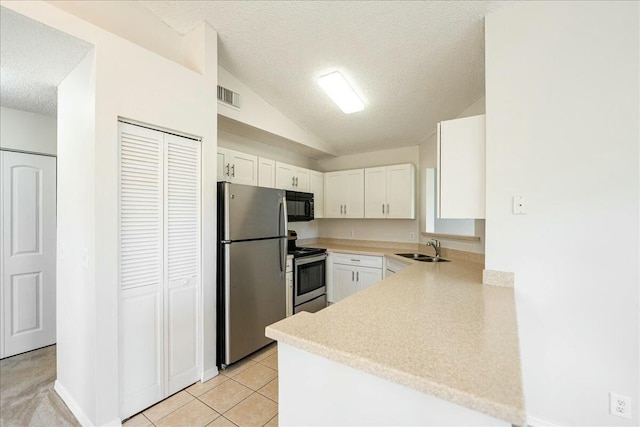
[294,253,327,306]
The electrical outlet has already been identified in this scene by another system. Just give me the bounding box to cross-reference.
[349,230,355,238]
[513,196,527,215]
[610,392,631,419]
[409,232,416,240]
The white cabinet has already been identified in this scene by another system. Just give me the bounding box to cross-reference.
[258,157,276,188]
[330,253,383,303]
[437,114,485,219]
[118,122,200,419]
[324,169,365,218]
[364,164,415,219]
[310,170,324,218]
[275,161,310,191]
[218,148,258,186]
[385,257,410,277]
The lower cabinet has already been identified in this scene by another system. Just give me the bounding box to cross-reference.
[331,253,383,303]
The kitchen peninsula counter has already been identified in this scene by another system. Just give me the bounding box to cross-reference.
[266,246,525,426]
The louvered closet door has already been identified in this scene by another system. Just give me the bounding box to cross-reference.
[119,123,164,417]
[165,133,200,395]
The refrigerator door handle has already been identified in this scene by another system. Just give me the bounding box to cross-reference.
[279,196,288,272]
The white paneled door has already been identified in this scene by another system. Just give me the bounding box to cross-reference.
[0,151,56,359]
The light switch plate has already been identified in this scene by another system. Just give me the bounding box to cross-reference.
[513,196,527,215]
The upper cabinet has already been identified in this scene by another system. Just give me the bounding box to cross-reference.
[364,164,415,219]
[217,148,258,186]
[437,115,486,219]
[258,157,276,188]
[310,170,324,219]
[324,169,365,218]
[275,161,310,192]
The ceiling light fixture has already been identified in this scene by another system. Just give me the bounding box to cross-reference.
[318,71,364,114]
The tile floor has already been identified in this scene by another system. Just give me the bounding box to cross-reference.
[124,343,279,427]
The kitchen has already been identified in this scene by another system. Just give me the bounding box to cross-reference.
[0,1,637,427]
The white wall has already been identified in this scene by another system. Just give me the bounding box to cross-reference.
[49,0,184,67]
[0,106,57,155]
[418,97,485,254]
[485,2,639,426]
[218,66,335,157]
[218,129,319,170]
[4,2,218,425]
[56,49,97,424]
[317,146,420,243]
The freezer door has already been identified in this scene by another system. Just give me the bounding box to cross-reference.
[221,182,286,241]
[223,238,286,365]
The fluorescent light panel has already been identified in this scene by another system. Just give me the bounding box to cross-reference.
[318,71,364,114]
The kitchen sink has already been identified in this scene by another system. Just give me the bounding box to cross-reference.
[395,253,450,262]
[396,253,429,260]
[416,257,450,262]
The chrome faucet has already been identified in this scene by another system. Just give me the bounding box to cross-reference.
[426,239,441,258]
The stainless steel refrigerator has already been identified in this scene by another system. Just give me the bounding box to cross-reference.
[217,182,287,367]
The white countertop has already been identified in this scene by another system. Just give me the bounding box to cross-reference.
[266,244,525,425]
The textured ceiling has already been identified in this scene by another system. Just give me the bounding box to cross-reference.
[0,7,92,117]
[140,1,515,155]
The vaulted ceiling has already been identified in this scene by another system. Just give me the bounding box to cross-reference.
[139,1,514,155]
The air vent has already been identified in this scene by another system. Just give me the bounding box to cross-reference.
[217,85,240,109]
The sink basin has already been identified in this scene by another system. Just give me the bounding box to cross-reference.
[395,253,450,262]
[416,257,450,262]
[396,253,430,260]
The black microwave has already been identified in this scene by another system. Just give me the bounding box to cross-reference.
[286,191,314,222]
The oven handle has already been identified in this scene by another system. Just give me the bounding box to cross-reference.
[294,253,327,266]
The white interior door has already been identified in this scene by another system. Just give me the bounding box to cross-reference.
[1,151,57,359]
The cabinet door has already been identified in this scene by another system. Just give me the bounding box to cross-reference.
[165,135,200,394]
[356,266,383,292]
[324,172,345,218]
[229,151,258,186]
[344,169,365,218]
[386,164,415,219]
[294,167,310,192]
[437,115,485,219]
[332,264,357,303]
[364,167,387,218]
[258,157,276,188]
[275,162,296,191]
[217,149,229,181]
[310,170,324,218]
[286,272,293,317]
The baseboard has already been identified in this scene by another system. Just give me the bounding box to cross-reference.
[527,415,558,427]
[54,380,93,427]
[202,366,219,382]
